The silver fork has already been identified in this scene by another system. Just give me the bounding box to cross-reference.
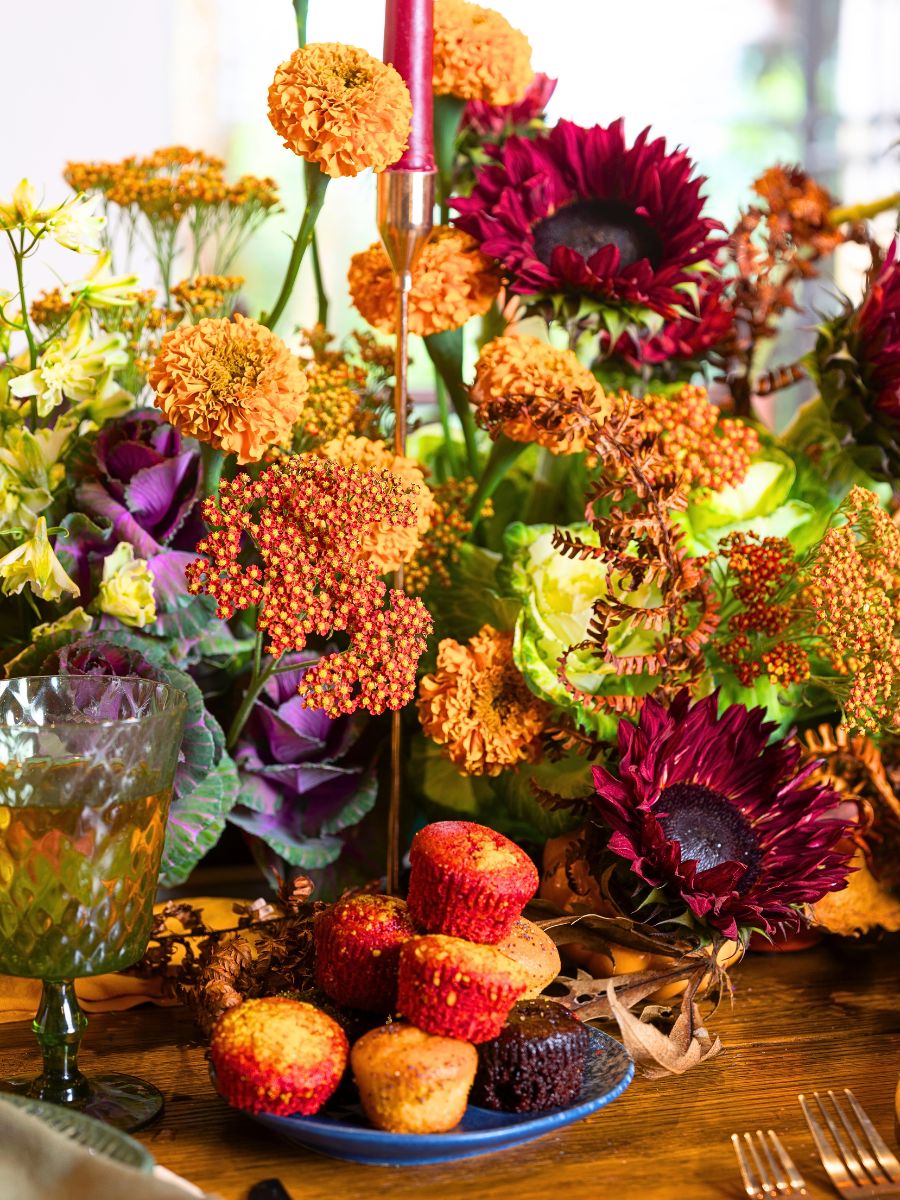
[799,1089,900,1197]
[732,1129,807,1197]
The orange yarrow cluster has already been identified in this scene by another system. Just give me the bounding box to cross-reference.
[186,456,432,716]
[805,486,900,734]
[624,384,760,491]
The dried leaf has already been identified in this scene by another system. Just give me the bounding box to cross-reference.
[550,960,705,1021]
[605,973,723,1079]
[527,900,699,959]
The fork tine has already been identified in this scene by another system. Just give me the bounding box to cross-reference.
[745,1132,777,1197]
[829,1090,886,1184]
[767,1131,807,1195]
[844,1089,900,1184]
[756,1131,789,1195]
[733,1132,765,1199]
[815,1090,871,1187]
[799,1093,855,1192]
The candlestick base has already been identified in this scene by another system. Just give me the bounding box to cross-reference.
[377,170,437,283]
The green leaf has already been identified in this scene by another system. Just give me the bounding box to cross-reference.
[227,806,344,869]
[160,751,240,886]
[319,772,378,836]
[492,754,587,840]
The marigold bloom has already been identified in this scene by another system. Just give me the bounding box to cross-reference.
[186,456,432,716]
[348,226,500,338]
[316,435,435,574]
[433,0,533,105]
[268,44,412,178]
[471,335,611,454]
[418,624,552,776]
[149,314,307,464]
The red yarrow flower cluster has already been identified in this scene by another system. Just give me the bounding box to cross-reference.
[186,456,433,716]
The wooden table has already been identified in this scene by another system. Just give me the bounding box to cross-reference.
[1,943,898,1200]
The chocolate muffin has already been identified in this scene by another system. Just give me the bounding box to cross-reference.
[471,999,591,1112]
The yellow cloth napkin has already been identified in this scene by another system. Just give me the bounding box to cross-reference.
[0,897,242,1024]
[0,1099,220,1200]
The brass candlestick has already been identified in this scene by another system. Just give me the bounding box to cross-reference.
[377,168,435,895]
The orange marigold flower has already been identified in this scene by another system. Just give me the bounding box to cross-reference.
[149,314,306,464]
[433,0,533,106]
[267,44,412,178]
[316,434,435,574]
[418,624,552,776]
[348,226,500,338]
[471,334,611,454]
[186,456,432,716]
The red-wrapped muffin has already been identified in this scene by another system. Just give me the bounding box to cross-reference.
[314,894,417,1013]
[406,820,540,943]
[210,997,347,1116]
[397,934,530,1043]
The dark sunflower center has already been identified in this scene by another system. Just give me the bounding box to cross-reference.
[657,782,762,893]
[532,199,664,270]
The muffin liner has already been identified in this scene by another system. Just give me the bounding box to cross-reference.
[314,897,416,1012]
[406,849,535,944]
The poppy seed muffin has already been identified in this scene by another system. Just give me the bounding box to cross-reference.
[210,997,348,1116]
[494,917,561,999]
[471,998,591,1111]
[397,934,530,1043]
[406,820,540,944]
[314,893,417,1013]
[351,1023,478,1133]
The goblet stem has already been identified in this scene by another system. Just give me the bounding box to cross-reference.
[32,980,90,1105]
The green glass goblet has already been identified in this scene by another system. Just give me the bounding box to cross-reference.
[0,674,186,1130]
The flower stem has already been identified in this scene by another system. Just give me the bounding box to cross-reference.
[829,192,900,226]
[8,231,39,430]
[311,233,329,328]
[425,328,479,476]
[226,632,276,750]
[433,95,467,222]
[468,435,527,522]
[293,0,309,45]
[262,162,329,332]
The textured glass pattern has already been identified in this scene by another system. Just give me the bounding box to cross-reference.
[0,677,186,979]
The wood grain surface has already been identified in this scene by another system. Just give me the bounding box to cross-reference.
[1,943,898,1200]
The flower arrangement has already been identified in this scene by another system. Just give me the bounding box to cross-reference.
[3,0,900,987]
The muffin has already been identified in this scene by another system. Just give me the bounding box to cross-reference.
[407,820,540,943]
[351,1022,478,1133]
[210,997,348,1116]
[397,934,530,1043]
[471,998,591,1112]
[315,894,417,1013]
[495,917,561,999]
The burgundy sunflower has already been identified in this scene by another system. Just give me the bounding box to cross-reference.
[810,239,900,481]
[603,276,734,373]
[589,692,852,941]
[452,118,723,317]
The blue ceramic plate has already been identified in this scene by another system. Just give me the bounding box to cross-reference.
[216,1027,633,1166]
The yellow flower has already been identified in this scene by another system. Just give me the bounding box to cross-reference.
[433,0,533,105]
[97,542,156,628]
[149,314,307,464]
[349,226,501,338]
[471,335,612,454]
[267,43,412,178]
[0,517,79,602]
[0,423,72,533]
[66,251,140,309]
[0,183,104,252]
[316,435,435,573]
[418,624,552,775]
[31,607,93,640]
[0,180,40,231]
[9,312,128,418]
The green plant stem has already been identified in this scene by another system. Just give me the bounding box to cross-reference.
[433,95,467,222]
[830,192,900,226]
[200,444,226,498]
[310,232,329,328]
[8,231,39,430]
[524,447,567,524]
[262,163,329,332]
[433,375,458,480]
[424,329,479,476]
[468,435,527,522]
[293,0,308,45]
[226,634,277,750]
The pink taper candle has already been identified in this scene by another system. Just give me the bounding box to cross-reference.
[383,0,435,172]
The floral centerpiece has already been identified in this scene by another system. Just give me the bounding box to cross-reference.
[2,0,899,1070]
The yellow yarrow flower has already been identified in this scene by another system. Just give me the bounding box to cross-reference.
[0,516,79,602]
[97,543,156,628]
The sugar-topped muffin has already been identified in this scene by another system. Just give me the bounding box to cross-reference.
[210,997,348,1116]
[494,917,561,999]
[314,893,417,1013]
[351,1022,478,1133]
[406,820,540,943]
[397,934,530,1043]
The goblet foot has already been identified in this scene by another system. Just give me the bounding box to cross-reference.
[1,1072,164,1131]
